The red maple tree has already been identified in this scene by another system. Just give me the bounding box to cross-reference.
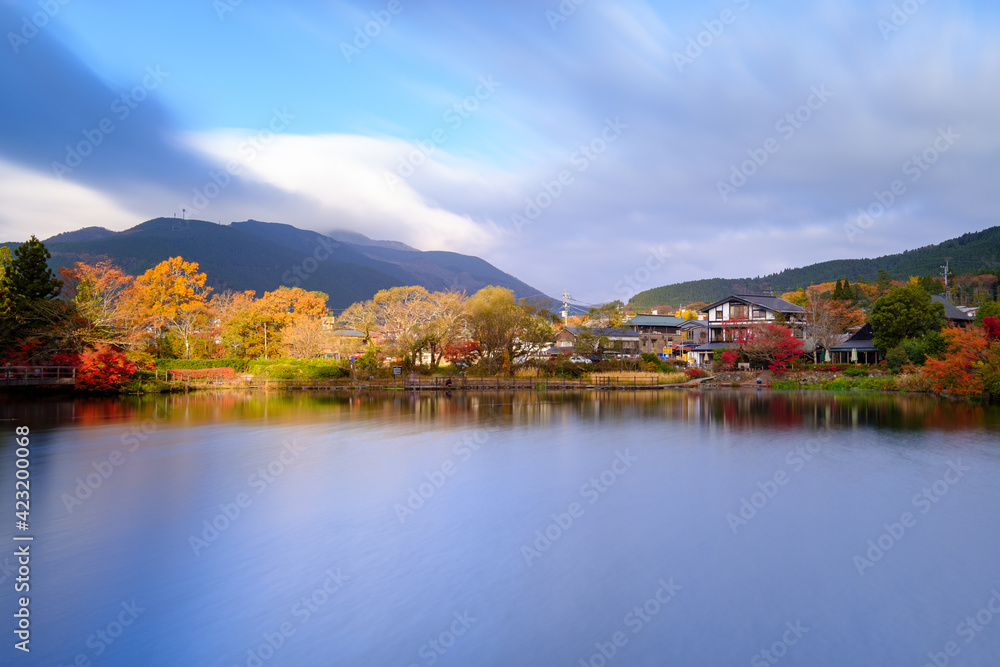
[737,324,804,373]
[75,345,144,392]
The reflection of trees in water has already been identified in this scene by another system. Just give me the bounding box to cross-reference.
[4,389,998,433]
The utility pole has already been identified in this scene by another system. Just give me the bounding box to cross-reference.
[264,322,268,359]
[561,290,570,326]
[940,258,951,297]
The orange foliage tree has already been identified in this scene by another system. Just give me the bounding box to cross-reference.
[131,257,212,358]
[59,260,143,348]
[921,324,998,396]
[807,293,865,362]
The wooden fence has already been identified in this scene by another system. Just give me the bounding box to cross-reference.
[0,366,76,385]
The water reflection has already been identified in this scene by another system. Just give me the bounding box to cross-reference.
[3,388,997,434]
[1,388,999,666]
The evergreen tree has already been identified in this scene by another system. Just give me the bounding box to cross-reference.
[0,237,68,361]
[869,284,945,352]
[842,277,852,300]
[1,236,62,317]
[876,269,893,295]
[832,279,844,299]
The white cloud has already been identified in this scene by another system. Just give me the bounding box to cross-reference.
[0,159,142,242]
[179,130,506,254]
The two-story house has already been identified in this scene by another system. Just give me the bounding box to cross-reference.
[692,294,808,366]
[677,320,709,365]
[550,326,640,358]
[624,314,686,357]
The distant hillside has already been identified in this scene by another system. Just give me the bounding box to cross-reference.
[325,228,416,251]
[43,226,116,244]
[14,218,549,310]
[630,226,1000,308]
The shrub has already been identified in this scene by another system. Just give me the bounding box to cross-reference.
[896,372,932,392]
[808,363,842,372]
[901,332,946,365]
[156,358,250,373]
[76,346,141,392]
[843,366,870,377]
[169,368,237,381]
[823,376,897,391]
[685,367,708,379]
[885,345,908,372]
[771,380,800,390]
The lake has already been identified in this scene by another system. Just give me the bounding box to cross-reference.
[2,389,1000,666]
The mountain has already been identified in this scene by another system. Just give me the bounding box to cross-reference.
[629,226,1000,308]
[43,226,116,244]
[325,229,416,251]
[25,218,549,310]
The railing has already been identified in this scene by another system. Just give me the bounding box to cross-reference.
[0,366,77,385]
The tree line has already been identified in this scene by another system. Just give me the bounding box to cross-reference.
[0,237,560,385]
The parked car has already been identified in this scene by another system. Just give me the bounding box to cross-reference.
[568,355,593,364]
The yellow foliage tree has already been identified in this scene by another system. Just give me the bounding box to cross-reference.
[132,257,212,358]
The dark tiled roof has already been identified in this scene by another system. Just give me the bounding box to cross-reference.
[830,340,879,351]
[931,295,975,322]
[564,326,639,338]
[626,315,686,327]
[700,294,806,314]
[692,342,737,351]
[830,323,877,351]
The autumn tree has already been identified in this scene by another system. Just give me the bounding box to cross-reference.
[216,287,327,359]
[59,260,143,348]
[807,292,865,362]
[132,257,212,358]
[683,302,708,314]
[781,288,809,308]
[738,323,804,371]
[339,286,433,365]
[411,290,466,367]
[464,286,542,374]
[922,325,991,396]
[75,345,145,392]
[338,286,468,367]
[574,329,601,356]
[281,316,328,358]
[209,290,257,358]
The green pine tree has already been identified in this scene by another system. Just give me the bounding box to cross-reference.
[3,236,62,305]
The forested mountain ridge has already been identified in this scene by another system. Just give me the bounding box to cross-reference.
[630,226,1000,308]
[1,218,548,310]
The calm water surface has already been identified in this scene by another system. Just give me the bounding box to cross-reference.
[2,390,1000,666]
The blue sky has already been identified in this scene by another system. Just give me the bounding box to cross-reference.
[2,0,999,304]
